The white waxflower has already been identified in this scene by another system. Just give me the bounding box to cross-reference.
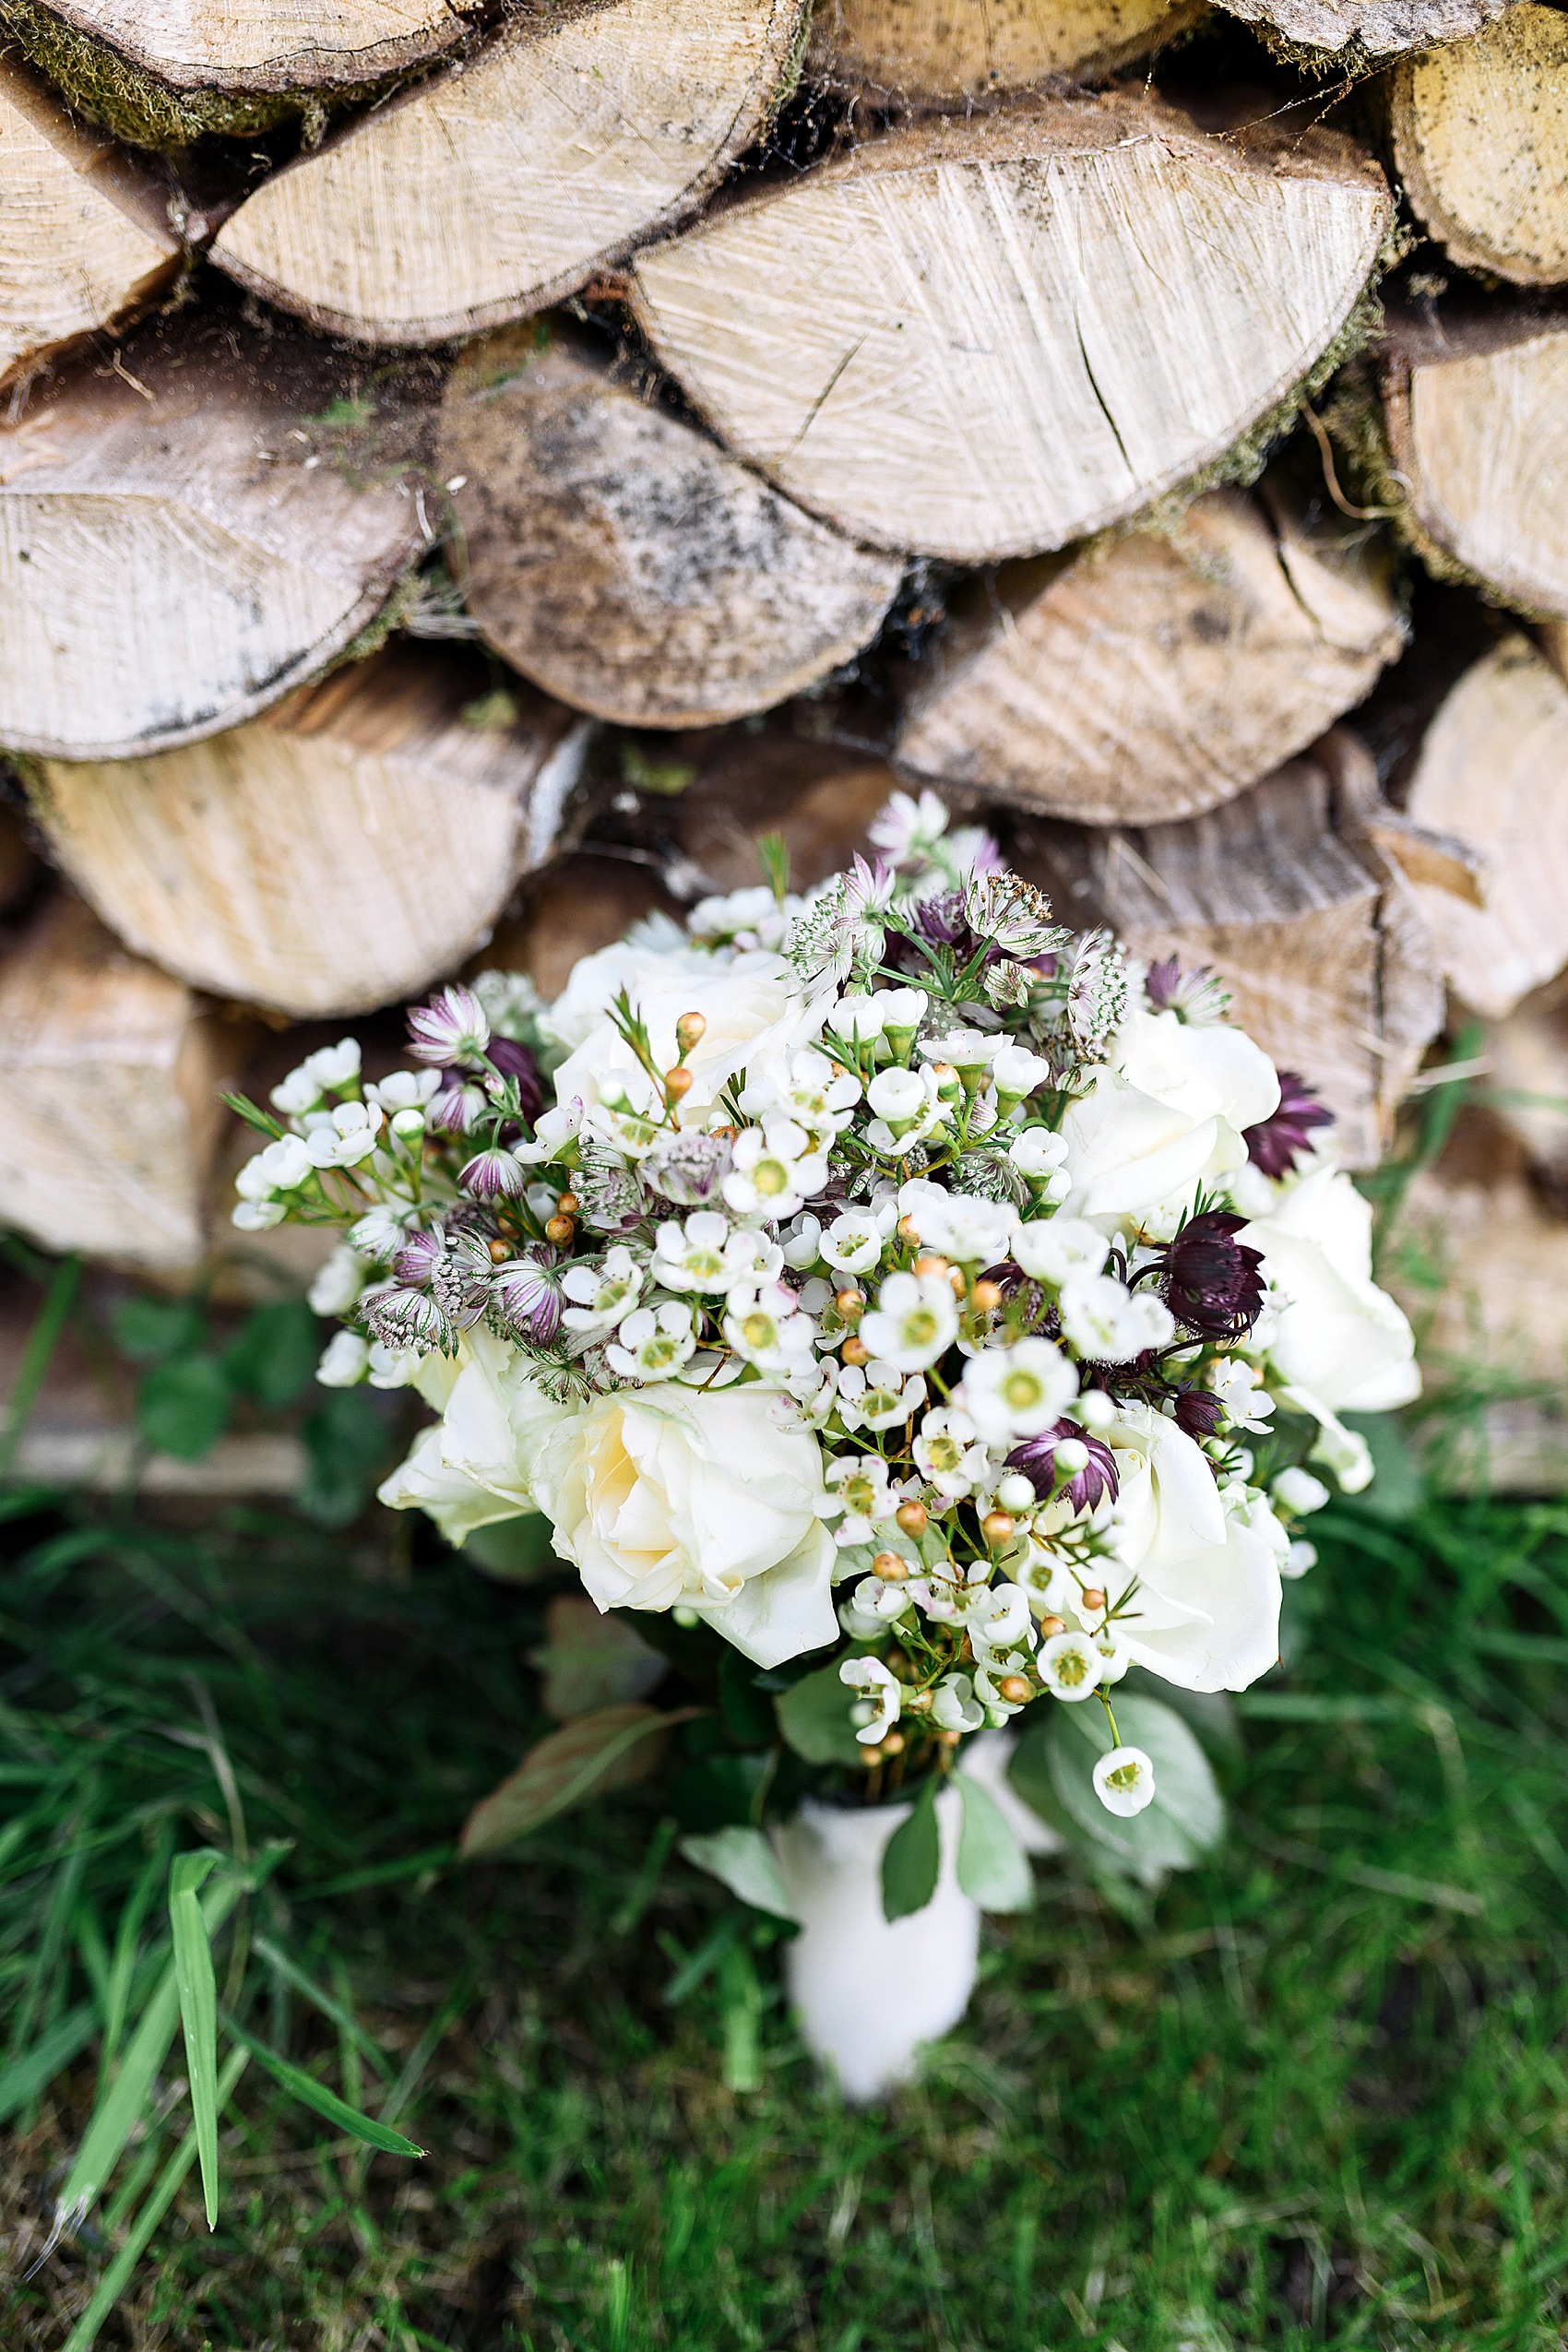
[270,1064,325,1116]
[232,1199,287,1232]
[723,1283,816,1376]
[822,1454,897,1546]
[303,1100,385,1169]
[688,884,799,951]
[365,1338,421,1389]
[307,1244,370,1317]
[820,1208,888,1276]
[233,1134,315,1205]
[841,1575,916,1638]
[1011,1216,1109,1284]
[958,1337,1077,1441]
[931,1671,986,1733]
[1093,1744,1157,1816]
[606,1301,699,1381]
[1038,1629,1104,1701]
[304,1038,362,1092]
[722,1117,827,1220]
[830,992,886,1042]
[860,1270,960,1372]
[1273,1466,1331,1515]
[561,1246,645,1337]
[1058,1273,1176,1363]
[862,1063,948,1154]
[840,1656,903,1745]
[1093,1631,1131,1686]
[366,1068,442,1115]
[740,1046,861,1138]
[836,1361,927,1432]
[865,1064,929,1121]
[967,1580,1034,1661]
[1284,1538,1318,1579]
[992,1043,1053,1102]
[653,1211,747,1294]
[512,1101,585,1167]
[780,1212,824,1270]
[869,786,948,861]
[912,1405,991,1499]
[1019,1542,1074,1619]
[1208,1357,1276,1432]
[877,988,929,1043]
[897,1179,1017,1266]
[918,1027,1001,1072]
[315,1330,369,1387]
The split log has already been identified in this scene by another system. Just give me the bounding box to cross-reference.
[0,312,426,760]
[211,0,808,346]
[896,485,1404,824]
[1402,633,1568,1019]
[630,96,1392,564]
[1481,984,1568,1199]
[1391,6,1568,285]
[0,53,178,387]
[437,327,903,730]
[27,644,592,1019]
[1382,305,1568,618]
[805,0,1196,98]
[1217,0,1514,59]
[0,894,227,1270]
[1009,731,1445,1167]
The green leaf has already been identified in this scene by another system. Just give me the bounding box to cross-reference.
[1047,1696,1227,1886]
[463,1512,559,1583]
[137,1356,233,1461]
[250,1936,391,2081]
[680,1827,797,1922]
[298,1387,392,1526]
[109,1292,204,1365]
[955,1776,1033,1914]
[221,1299,320,1408]
[168,1853,220,2229]
[882,1777,941,1922]
[221,2014,425,2156]
[0,2001,97,2125]
[459,1705,698,1857]
[719,1650,778,1749]
[776,1663,863,1766]
[530,1597,668,1722]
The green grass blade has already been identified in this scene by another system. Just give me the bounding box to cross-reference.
[0,2000,97,2125]
[59,2047,248,2352]
[221,2013,425,2156]
[250,1934,391,2082]
[0,1253,82,1482]
[168,1854,221,2230]
[101,1838,172,2091]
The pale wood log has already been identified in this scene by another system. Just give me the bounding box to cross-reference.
[896,485,1404,823]
[1396,1112,1568,1398]
[1218,0,1515,58]
[0,53,178,387]
[1402,632,1568,1020]
[805,0,1196,97]
[0,313,425,760]
[27,644,592,1019]
[1382,306,1568,618]
[1479,983,1568,1196]
[0,894,226,1269]
[630,96,1392,564]
[8,0,477,99]
[436,326,903,730]
[211,0,808,347]
[1391,6,1568,285]
[1010,731,1445,1167]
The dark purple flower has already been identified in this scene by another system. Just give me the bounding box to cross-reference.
[1243,1071,1334,1181]
[1159,1211,1265,1340]
[407,984,490,1068]
[493,1250,563,1346]
[1006,1417,1119,1513]
[1173,1388,1226,1442]
[914,889,968,947]
[459,1146,526,1202]
[483,1036,545,1123]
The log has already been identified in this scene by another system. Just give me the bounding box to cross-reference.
[1009,730,1445,1167]
[895,484,1405,824]
[805,0,1197,98]
[630,96,1392,564]
[0,53,178,388]
[26,643,593,1019]
[1217,0,1515,59]
[1482,984,1568,1201]
[0,310,427,760]
[211,0,808,347]
[436,324,904,729]
[1381,304,1568,619]
[1402,633,1568,1020]
[0,893,227,1270]
[1391,6,1568,285]
[7,0,476,100]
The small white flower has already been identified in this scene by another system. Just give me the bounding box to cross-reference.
[606,1301,699,1381]
[821,1208,888,1276]
[865,1064,929,1123]
[877,987,929,1042]
[653,1211,739,1294]
[860,1269,959,1372]
[869,787,948,862]
[1093,1632,1131,1685]
[1284,1538,1318,1578]
[931,1671,985,1733]
[365,1338,420,1389]
[836,1361,927,1432]
[688,883,799,951]
[740,1046,861,1138]
[780,1212,823,1270]
[959,1337,1078,1441]
[512,1100,585,1167]
[366,1068,442,1114]
[830,992,886,1042]
[843,1575,916,1635]
[722,1117,827,1220]
[897,1179,1018,1266]
[724,1282,816,1375]
[303,1100,385,1169]
[562,1246,645,1337]
[1208,1357,1276,1432]
[1093,1744,1157,1816]
[315,1330,369,1387]
[1058,1273,1176,1364]
[234,1134,315,1202]
[967,1580,1034,1660]
[822,1454,897,1545]
[1273,1466,1331,1515]
[350,1203,419,1262]
[912,1405,991,1498]
[304,1038,362,1092]
[270,1064,325,1117]
[841,1656,902,1745]
[1011,1216,1109,1285]
[992,1043,1053,1101]
[1038,1629,1103,1701]
[232,1199,286,1231]
[307,1244,370,1317]
[919,1027,1001,1072]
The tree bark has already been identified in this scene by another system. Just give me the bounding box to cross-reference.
[0,309,428,759]
[211,0,809,346]
[436,324,903,729]
[7,0,480,97]
[1391,6,1568,286]
[896,484,1404,824]
[805,0,1197,99]
[630,94,1392,563]
[26,643,592,1020]
[1217,0,1515,58]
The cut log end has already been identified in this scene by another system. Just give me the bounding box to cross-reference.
[1218,0,1515,58]
[806,0,1199,98]
[1391,6,1568,286]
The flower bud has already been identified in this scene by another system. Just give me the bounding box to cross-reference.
[664,1065,695,1099]
[932,1062,962,1104]
[1080,1586,1106,1612]
[981,1511,1015,1549]
[555,1191,579,1217]
[675,1010,707,1053]
[872,1550,908,1582]
[912,1253,950,1279]
[840,1336,870,1367]
[895,1499,928,1538]
[970,1278,1003,1313]
[897,1214,921,1245]
[1039,1614,1065,1637]
[880,1730,907,1757]
[997,1674,1032,1705]
[545,1213,576,1245]
[835,1288,864,1322]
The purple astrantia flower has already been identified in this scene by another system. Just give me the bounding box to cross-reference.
[1006,1417,1119,1513]
[493,1250,563,1346]
[483,1036,545,1123]
[1172,1388,1226,1442]
[408,984,491,1069]
[914,889,968,947]
[1145,956,1231,1026]
[458,1146,527,1202]
[426,1074,488,1135]
[1159,1211,1265,1339]
[391,1229,445,1287]
[360,1283,455,1354]
[1243,1071,1334,1181]
[644,1128,733,1207]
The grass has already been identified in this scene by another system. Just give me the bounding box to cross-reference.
[0,1466,1566,2348]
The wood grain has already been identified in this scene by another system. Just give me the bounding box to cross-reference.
[1392,6,1568,285]
[806,0,1196,97]
[15,0,477,94]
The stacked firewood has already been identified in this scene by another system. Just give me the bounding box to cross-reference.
[0,0,1564,1436]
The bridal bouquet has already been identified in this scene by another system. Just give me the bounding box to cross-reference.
[228,791,1420,2094]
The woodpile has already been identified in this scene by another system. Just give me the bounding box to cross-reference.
[0,0,1560,1482]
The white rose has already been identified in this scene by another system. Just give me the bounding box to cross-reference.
[1240,1161,1420,1417]
[527,1383,837,1668]
[1115,1004,1279,1133]
[378,1328,560,1545]
[377,1427,533,1548]
[1060,1008,1279,1224]
[545,943,819,1127]
[1100,1403,1282,1693]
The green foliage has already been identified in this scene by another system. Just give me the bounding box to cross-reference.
[462,1512,559,1583]
[459,1705,690,1857]
[881,1775,940,1921]
[955,1775,1032,1913]
[1015,1693,1228,1891]
[220,1300,320,1409]
[167,1855,221,2229]
[298,1387,395,1526]
[776,1661,863,1766]
[679,1827,796,1922]
[136,1357,233,1461]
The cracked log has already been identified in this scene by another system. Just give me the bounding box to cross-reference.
[895,484,1404,824]
[629,95,1392,564]
[26,643,592,1019]
[211,0,808,346]
[1392,6,1568,285]
[436,325,904,729]
[0,311,427,759]
[805,0,1197,98]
